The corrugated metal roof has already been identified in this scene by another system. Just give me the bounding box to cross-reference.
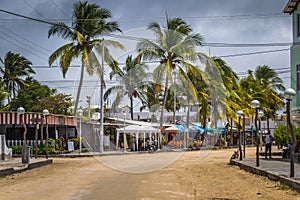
[283,0,299,14]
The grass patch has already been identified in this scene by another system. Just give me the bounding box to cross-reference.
[278,182,291,190]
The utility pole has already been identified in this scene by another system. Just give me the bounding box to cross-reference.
[99,39,105,153]
[86,96,91,121]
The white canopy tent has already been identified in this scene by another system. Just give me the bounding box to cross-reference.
[116,125,160,151]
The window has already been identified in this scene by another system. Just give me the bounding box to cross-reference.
[298,14,300,37]
[297,65,300,91]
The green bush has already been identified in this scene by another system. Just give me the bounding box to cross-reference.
[71,137,80,149]
[274,124,300,149]
[9,146,22,154]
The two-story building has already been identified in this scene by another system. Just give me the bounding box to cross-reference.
[284,0,300,117]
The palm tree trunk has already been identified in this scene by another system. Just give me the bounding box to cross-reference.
[130,96,134,120]
[160,77,169,128]
[74,62,85,116]
[186,95,190,128]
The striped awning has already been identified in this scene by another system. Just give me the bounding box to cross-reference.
[0,112,77,126]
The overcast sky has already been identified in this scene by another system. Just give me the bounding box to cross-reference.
[0,0,293,107]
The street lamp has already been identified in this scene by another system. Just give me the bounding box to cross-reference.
[42,109,49,159]
[123,111,126,152]
[251,99,260,167]
[77,109,83,154]
[284,88,296,177]
[258,111,264,152]
[237,110,244,161]
[17,107,28,164]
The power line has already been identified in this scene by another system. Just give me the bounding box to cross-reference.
[218,48,290,58]
[0,8,57,26]
[0,34,48,62]
[23,0,47,19]
[0,30,50,58]
[49,0,69,18]
[0,24,52,53]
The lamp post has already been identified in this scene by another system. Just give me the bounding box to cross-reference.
[258,111,264,152]
[42,109,49,159]
[284,88,296,177]
[123,111,126,152]
[251,100,260,167]
[237,110,244,161]
[17,107,28,164]
[77,109,83,154]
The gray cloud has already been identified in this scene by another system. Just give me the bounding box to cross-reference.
[0,0,292,102]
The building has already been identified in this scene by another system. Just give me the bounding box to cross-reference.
[0,112,78,150]
[284,0,300,112]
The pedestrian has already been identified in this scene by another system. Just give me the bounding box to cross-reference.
[265,131,273,159]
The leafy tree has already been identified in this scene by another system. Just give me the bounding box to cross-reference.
[48,1,124,115]
[33,93,73,115]
[0,51,35,102]
[274,123,300,149]
[9,79,53,112]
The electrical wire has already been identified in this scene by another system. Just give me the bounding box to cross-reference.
[23,0,47,19]
[49,0,69,18]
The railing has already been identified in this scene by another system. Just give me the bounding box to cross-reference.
[6,140,46,147]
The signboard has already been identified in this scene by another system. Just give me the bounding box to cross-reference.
[68,141,74,151]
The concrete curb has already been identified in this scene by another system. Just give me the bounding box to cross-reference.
[231,160,300,191]
[0,159,53,177]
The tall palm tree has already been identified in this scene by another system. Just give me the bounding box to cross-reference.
[254,65,285,128]
[136,17,203,129]
[48,1,124,115]
[0,51,34,103]
[212,57,240,124]
[104,55,148,120]
[237,66,284,138]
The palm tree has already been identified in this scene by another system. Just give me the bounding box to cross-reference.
[254,65,285,127]
[136,17,203,129]
[239,66,285,129]
[139,81,163,121]
[212,57,240,124]
[104,55,148,120]
[0,77,8,108]
[0,51,35,103]
[48,1,124,115]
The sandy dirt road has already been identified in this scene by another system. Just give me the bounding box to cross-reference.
[0,147,299,200]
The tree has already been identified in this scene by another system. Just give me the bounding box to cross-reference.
[0,77,8,109]
[48,1,124,115]
[33,93,73,115]
[0,51,35,103]
[104,55,148,120]
[9,79,54,112]
[254,65,285,127]
[136,16,203,129]
[238,66,285,130]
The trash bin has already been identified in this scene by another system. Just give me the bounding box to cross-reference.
[22,146,30,164]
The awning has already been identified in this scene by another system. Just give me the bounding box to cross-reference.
[165,125,178,133]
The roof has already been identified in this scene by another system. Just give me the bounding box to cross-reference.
[116,124,160,133]
[283,0,299,14]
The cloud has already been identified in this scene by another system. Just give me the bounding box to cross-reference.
[0,0,292,102]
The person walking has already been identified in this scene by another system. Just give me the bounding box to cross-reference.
[265,131,273,159]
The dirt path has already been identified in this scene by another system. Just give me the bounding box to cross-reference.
[0,147,299,200]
